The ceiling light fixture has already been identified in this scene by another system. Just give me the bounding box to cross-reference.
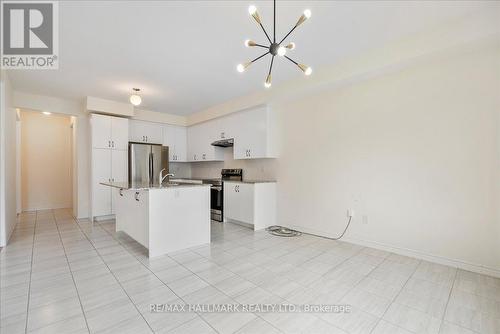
[129,88,142,106]
[42,111,51,115]
[237,0,312,88]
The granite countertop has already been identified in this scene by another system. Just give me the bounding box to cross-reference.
[100,181,212,191]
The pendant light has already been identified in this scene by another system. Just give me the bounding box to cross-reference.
[237,0,312,88]
[129,88,142,106]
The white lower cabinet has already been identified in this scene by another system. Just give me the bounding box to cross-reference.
[223,181,276,230]
[92,149,112,217]
[91,148,128,219]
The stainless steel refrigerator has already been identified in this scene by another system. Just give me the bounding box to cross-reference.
[128,142,169,186]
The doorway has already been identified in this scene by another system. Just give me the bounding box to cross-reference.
[20,110,74,212]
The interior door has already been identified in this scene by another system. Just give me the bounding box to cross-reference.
[92,149,112,216]
[129,143,151,185]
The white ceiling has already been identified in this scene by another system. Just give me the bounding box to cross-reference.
[7,1,497,115]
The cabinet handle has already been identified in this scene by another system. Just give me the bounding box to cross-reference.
[119,189,123,196]
[221,132,225,139]
[202,154,206,160]
[194,154,197,160]
[112,141,114,148]
[146,136,148,142]
[235,185,237,192]
[135,192,140,201]
[108,140,110,147]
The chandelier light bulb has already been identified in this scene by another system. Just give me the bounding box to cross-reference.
[245,39,256,47]
[298,64,312,76]
[237,62,251,73]
[248,5,257,15]
[42,111,51,115]
[264,74,272,88]
[129,88,142,106]
[277,46,286,57]
[286,42,295,50]
[304,9,312,19]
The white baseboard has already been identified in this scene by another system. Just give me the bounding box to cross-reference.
[287,224,500,279]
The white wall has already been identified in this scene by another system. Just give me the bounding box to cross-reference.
[20,111,73,211]
[273,44,499,274]
[188,41,500,275]
[0,71,17,246]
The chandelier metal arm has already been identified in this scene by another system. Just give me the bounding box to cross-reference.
[254,43,269,49]
[258,22,272,44]
[278,25,298,45]
[268,55,275,76]
[284,55,299,65]
[251,51,270,64]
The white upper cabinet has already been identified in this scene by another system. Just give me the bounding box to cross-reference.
[91,114,129,150]
[91,114,112,149]
[129,120,163,144]
[111,117,129,150]
[162,124,187,162]
[187,122,223,162]
[233,106,276,159]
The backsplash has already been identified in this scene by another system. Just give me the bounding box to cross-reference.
[177,148,277,181]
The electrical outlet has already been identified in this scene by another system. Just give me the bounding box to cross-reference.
[347,209,355,218]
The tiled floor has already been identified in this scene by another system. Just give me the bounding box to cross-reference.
[1,209,499,334]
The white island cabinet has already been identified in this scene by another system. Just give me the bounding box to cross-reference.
[108,183,211,257]
[223,181,276,230]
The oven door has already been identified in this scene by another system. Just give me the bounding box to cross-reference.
[210,186,223,222]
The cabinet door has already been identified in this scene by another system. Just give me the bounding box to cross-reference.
[110,150,127,214]
[162,125,176,161]
[111,117,129,150]
[174,126,187,162]
[233,108,267,159]
[223,182,240,221]
[91,114,111,149]
[111,149,128,182]
[223,182,254,224]
[92,149,112,216]
[145,122,163,144]
[187,124,201,161]
[237,183,254,223]
[129,120,146,143]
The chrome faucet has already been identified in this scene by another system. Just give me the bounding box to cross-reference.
[159,169,174,185]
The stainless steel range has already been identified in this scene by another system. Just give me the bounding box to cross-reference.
[210,169,242,222]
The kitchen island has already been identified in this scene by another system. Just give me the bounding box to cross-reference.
[100,182,211,257]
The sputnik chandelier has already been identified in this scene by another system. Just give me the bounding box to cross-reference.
[237,0,312,88]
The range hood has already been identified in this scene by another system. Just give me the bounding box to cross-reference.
[211,138,234,147]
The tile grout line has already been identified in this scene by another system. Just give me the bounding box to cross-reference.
[70,218,156,334]
[436,268,459,333]
[23,210,37,334]
[91,220,223,334]
[368,259,422,334]
[52,210,91,334]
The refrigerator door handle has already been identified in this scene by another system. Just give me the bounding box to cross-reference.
[148,152,153,184]
[150,152,154,184]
